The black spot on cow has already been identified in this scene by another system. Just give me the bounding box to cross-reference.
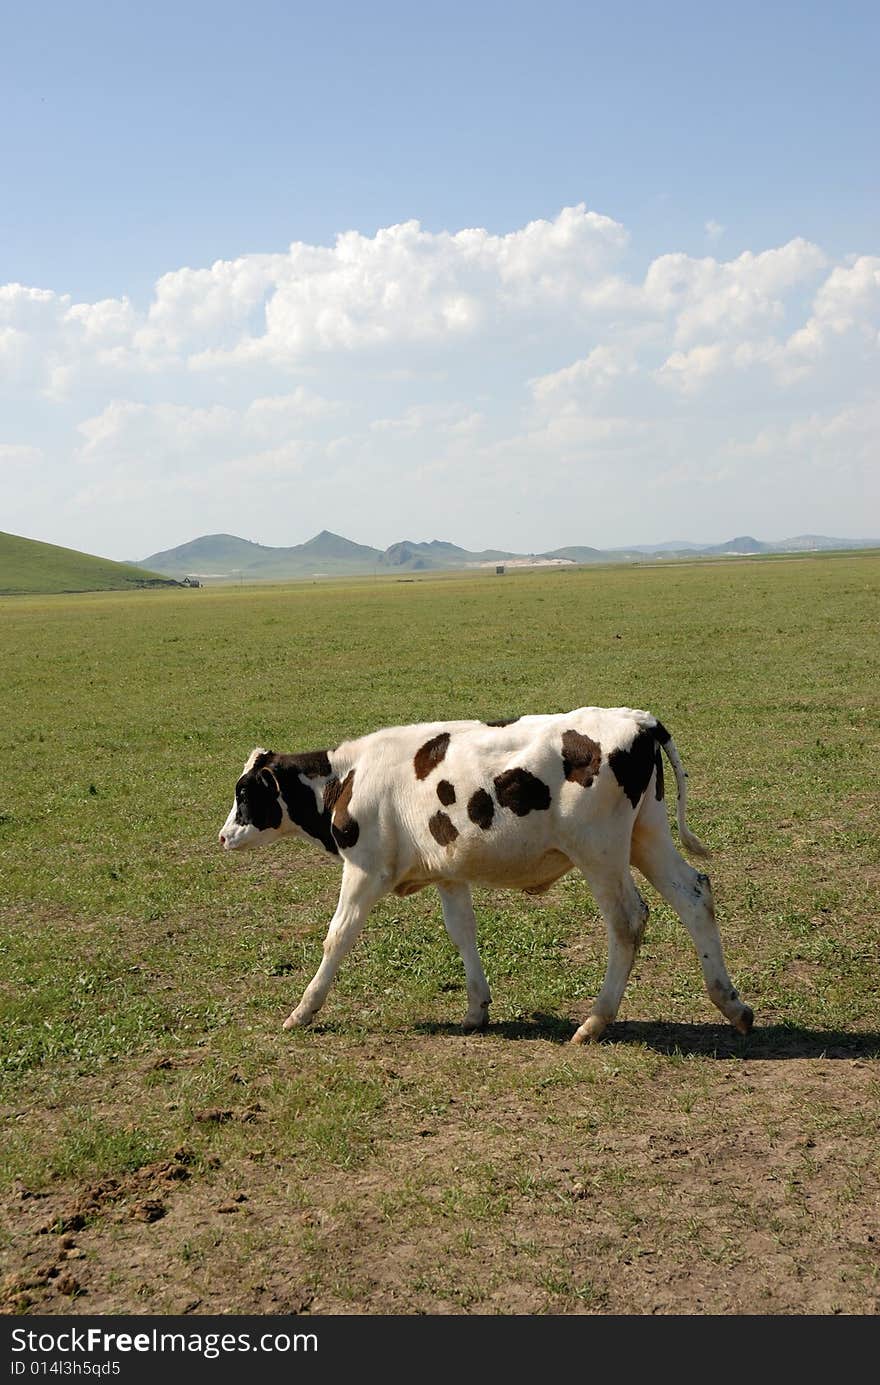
[654,745,665,800]
[653,720,671,746]
[609,728,656,809]
[485,716,521,727]
[561,729,603,788]
[429,810,459,846]
[269,757,337,854]
[494,768,551,816]
[414,732,451,780]
[467,788,494,830]
[326,769,359,850]
[235,763,284,832]
[436,779,456,806]
[291,748,333,778]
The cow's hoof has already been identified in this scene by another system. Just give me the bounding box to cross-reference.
[571,1015,608,1045]
[462,1014,489,1034]
[734,1007,754,1036]
[282,1010,313,1030]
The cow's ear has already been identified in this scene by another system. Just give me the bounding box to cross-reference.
[258,767,280,794]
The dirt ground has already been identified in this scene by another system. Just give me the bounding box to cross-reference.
[3,1028,879,1317]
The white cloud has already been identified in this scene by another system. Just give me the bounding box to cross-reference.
[75,386,337,473]
[705,220,725,241]
[369,402,479,435]
[1,207,877,556]
[65,296,136,342]
[0,283,64,327]
[656,342,727,392]
[645,239,827,348]
[0,442,44,468]
[1,205,632,390]
[785,255,880,363]
[531,345,637,404]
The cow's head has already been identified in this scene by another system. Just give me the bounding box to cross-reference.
[219,748,287,851]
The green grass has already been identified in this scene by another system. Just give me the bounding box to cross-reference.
[1,552,878,1314]
[0,529,176,595]
[1,555,877,1066]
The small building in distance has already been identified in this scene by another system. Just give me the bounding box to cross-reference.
[181,575,202,588]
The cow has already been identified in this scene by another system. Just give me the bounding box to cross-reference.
[218,707,753,1043]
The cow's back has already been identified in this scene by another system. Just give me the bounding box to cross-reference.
[334,707,656,893]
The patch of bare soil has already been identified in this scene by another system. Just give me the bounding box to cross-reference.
[2,1039,879,1316]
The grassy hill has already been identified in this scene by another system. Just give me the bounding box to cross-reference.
[139,529,385,579]
[0,531,178,595]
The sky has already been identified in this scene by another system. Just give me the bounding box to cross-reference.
[1,0,877,561]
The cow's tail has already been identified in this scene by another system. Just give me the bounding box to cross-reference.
[655,721,710,858]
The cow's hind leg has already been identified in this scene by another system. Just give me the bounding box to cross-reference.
[438,881,491,1031]
[571,866,649,1045]
[283,863,388,1030]
[631,814,753,1035]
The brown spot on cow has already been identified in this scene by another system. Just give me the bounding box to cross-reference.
[429,811,459,846]
[328,769,359,850]
[467,788,494,830]
[561,729,602,788]
[414,732,451,779]
[494,768,551,816]
[436,779,456,806]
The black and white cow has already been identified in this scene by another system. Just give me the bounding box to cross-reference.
[218,707,753,1043]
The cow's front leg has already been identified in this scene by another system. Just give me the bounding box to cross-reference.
[283,863,388,1030]
[437,881,491,1031]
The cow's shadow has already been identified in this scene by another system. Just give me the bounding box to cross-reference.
[416,1015,880,1058]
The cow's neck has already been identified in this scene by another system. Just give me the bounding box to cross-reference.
[272,752,339,857]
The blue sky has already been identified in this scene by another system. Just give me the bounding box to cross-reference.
[1,1,877,559]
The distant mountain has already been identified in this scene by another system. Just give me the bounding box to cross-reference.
[138,529,383,578]
[379,539,520,570]
[609,540,706,554]
[136,533,275,573]
[0,530,177,596]
[764,534,878,553]
[542,544,607,563]
[140,531,523,577]
[704,535,768,555]
[296,529,382,563]
[136,530,880,582]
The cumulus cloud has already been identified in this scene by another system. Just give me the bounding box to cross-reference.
[1,206,877,556]
[646,239,828,348]
[1,205,631,392]
[530,345,638,404]
[185,205,629,368]
[785,255,880,363]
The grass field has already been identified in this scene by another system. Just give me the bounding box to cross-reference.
[0,530,174,595]
[1,554,878,1315]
